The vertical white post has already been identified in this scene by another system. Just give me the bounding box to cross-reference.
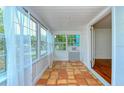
[112,6,124,85]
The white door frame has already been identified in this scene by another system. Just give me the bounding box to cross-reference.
[88,7,112,85]
[91,26,95,68]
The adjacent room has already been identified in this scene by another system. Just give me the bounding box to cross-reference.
[91,13,112,84]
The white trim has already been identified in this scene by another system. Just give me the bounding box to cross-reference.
[111,7,116,86]
[78,59,110,85]
[32,54,48,64]
[90,69,110,86]
[88,6,112,26]
[32,63,49,85]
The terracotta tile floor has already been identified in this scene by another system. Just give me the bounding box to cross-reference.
[36,61,103,86]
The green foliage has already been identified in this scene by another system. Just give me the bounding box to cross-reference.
[67,35,80,46]
[54,34,80,50]
[0,39,4,50]
[0,8,4,33]
[55,43,66,50]
[0,8,4,51]
[55,35,66,42]
[0,25,4,33]
[55,35,66,50]
[31,36,37,47]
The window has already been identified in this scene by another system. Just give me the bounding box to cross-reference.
[54,34,80,50]
[2,7,52,66]
[54,35,66,50]
[67,35,80,46]
[0,7,6,74]
[40,27,47,56]
[30,19,38,61]
[47,32,54,54]
[15,10,38,61]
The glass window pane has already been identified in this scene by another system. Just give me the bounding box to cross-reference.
[40,41,47,55]
[32,21,36,31]
[67,35,80,46]
[24,15,28,27]
[54,35,66,50]
[0,8,6,74]
[40,28,46,41]
[15,10,38,62]
[30,29,37,60]
[30,20,33,30]
[0,8,4,34]
[30,19,37,61]
[55,43,66,50]
[40,27,47,55]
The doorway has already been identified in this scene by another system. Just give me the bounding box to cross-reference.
[91,13,112,84]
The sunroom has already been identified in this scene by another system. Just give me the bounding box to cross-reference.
[0,6,124,86]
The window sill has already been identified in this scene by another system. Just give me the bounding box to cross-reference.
[32,54,48,64]
[55,50,67,52]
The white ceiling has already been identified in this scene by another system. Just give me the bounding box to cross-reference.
[29,6,106,31]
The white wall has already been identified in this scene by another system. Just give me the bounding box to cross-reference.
[54,51,68,61]
[32,56,50,85]
[53,30,84,62]
[112,7,124,86]
[81,26,91,68]
[95,28,112,59]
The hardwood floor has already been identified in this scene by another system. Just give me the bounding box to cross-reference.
[93,59,111,84]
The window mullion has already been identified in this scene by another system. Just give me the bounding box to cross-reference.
[66,34,68,51]
[37,24,40,59]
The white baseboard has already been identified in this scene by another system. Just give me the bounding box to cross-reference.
[90,69,110,86]
[53,59,69,61]
[32,64,49,85]
[81,61,110,86]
